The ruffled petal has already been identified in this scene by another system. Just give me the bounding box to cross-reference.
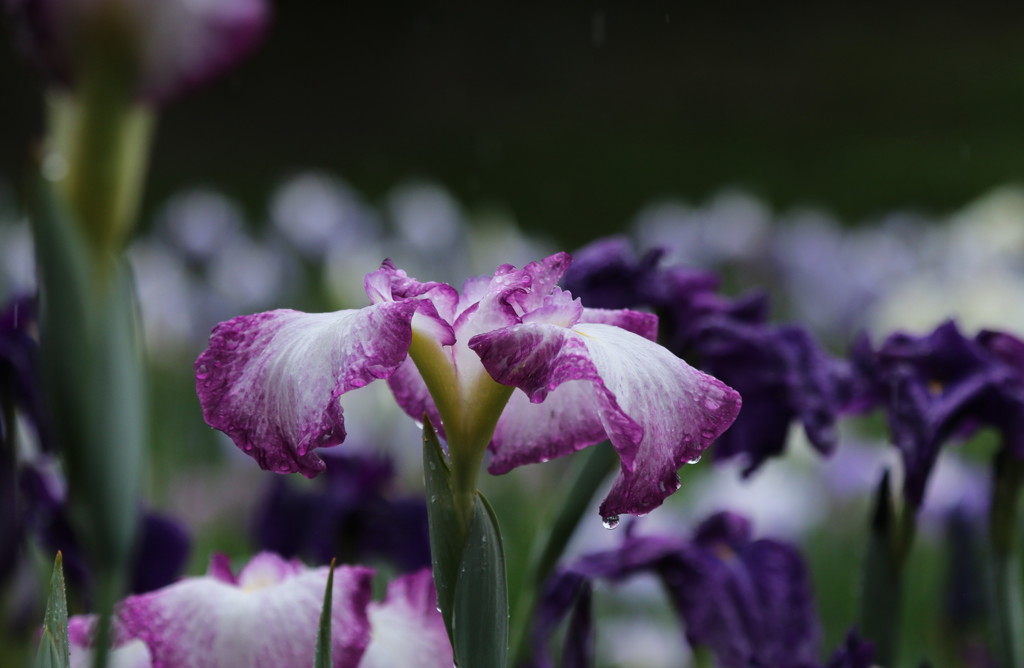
[472,322,741,517]
[579,307,658,341]
[115,554,373,668]
[359,570,453,668]
[195,302,417,476]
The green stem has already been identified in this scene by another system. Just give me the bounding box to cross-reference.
[989,451,1024,668]
[510,441,617,667]
[859,469,916,667]
[46,10,153,271]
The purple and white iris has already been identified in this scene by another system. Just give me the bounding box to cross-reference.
[5,0,268,103]
[196,253,741,518]
[68,553,452,668]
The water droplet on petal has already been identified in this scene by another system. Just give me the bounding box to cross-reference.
[687,455,702,465]
[196,364,208,379]
[602,515,620,530]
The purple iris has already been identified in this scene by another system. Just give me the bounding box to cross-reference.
[253,451,430,573]
[531,511,871,668]
[852,320,1024,508]
[563,237,852,475]
[196,253,741,519]
[5,0,269,103]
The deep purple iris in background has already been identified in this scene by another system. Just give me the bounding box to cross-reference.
[852,320,1024,508]
[253,451,431,573]
[563,237,854,475]
[530,511,872,668]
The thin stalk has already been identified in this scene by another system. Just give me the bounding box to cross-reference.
[510,441,617,667]
[989,451,1024,668]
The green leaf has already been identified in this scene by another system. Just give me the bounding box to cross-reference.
[453,492,508,668]
[33,177,144,613]
[422,418,460,642]
[313,558,337,668]
[35,552,70,668]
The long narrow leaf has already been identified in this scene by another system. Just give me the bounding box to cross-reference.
[313,558,337,668]
[422,418,461,642]
[453,492,509,668]
[35,551,70,668]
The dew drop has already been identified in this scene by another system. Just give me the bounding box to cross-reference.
[687,455,702,465]
[602,515,620,530]
[196,364,209,379]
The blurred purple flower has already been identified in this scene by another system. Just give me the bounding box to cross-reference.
[824,631,875,668]
[852,320,1024,508]
[21,459,191,597]
[563,237,854,475]
[532,512,825,668]
[5,0,269,103]
[0,297,50,451]
[1,297,50,584]
[253,451,430,573]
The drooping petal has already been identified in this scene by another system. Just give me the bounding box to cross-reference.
[487,383,609,472]
[472,322,741,517]
[359,570,453,668]
[195,302,418,477]
[115,554,373,668]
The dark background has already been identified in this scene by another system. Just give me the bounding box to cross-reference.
[4,2,1024,247]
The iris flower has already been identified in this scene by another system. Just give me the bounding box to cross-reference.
[531,512,873,668]
[68,554,452,668]
[852,320,1024,508]
[196,253,740,519]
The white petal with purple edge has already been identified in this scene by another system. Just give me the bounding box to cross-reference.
[195,302,418,476]
[359,570,453,668]
[580,307,659,341]
[116,554,373,668]
[472,322,741,517]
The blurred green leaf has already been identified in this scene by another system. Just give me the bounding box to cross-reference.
[34,552,70,668]
[313,559,336,668]
[453,491,508,668]
[33,176,144,590]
